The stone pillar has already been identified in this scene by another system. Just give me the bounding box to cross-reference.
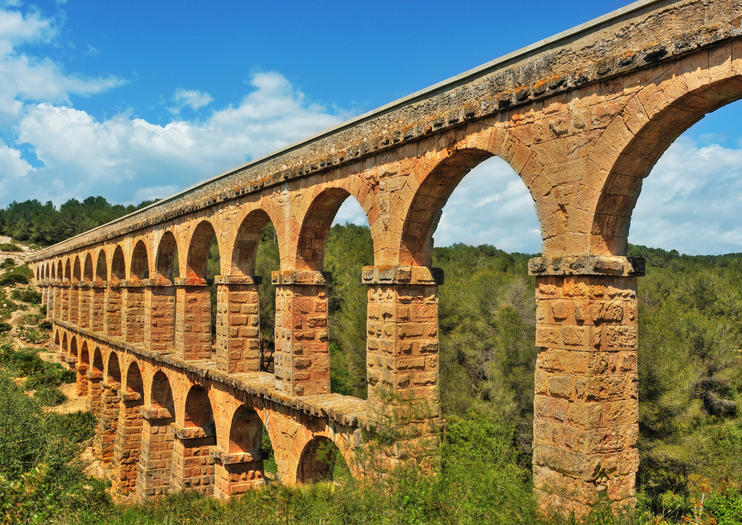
[171,426,216,495]
[136,407,175,499]
[105,283,123,338]
[147,280,176,353]
[112,390,144,498]
[78,282,91,329]
[174,279,212,360]
[215,275,261,374]
[47,284,55,320]
[96,381,121,465]
[76,360,89,397]
[528,256,643,516]
[87,367,104,415]
[69,283,79,325]
[122,281,146,345]
[90,282,106,333]
[212,448,265,499]
[61,281,70,322]
[363,266,442,420]
[272,270,330,396]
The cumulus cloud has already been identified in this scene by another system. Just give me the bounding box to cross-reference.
[630,136,742,254]
[170,88,213,114]
[13,71,346,204]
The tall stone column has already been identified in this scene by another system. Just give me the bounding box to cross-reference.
[215,275,261,373]
[61,281,70,322]
[105,283,123,338]
[78,282,91,329]
[363,266,442,417]
[272,270,330,396]
[69,283,79,325]
[122,281,145,345]
[528,256,643,515]
[174,278,212,360]
[87,367,104,415]
[96,381,120,465]
[136,407,175,499]
[112,389,144,498]
[76,359,89,396]
[47,283,55,320]
[90,282,106,333]
[171,425,216,495]
[212,449,265,499]
[147,280,176,353]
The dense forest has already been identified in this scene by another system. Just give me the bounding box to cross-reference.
[0,200,740,523]
[0,197,157,247]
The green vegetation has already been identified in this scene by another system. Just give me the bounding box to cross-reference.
[0,242,22,252]
[0,218,739,523]
[0,263,32,286]
[0,196,157,247]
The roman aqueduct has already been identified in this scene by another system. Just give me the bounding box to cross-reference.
[27,0,742,515]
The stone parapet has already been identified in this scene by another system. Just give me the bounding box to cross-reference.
[529,256,645,277]
[362,265,443,285]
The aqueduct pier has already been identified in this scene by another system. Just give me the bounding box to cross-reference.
[27,0,742,515]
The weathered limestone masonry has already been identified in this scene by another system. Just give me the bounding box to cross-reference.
[28,0,742,515]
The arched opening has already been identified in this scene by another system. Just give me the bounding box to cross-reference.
[69,335,78,360]
[56,260,62,281]
[89,347,105,415]
[61,332,68,361]
[78,342,90,396]
[130,241,149,280]
[106,351,121,388]
[83,254,93,282]
[290,188,373,397]
[72,256,81,282]
[220,405,268,493]
[398,150,539,438]
[151,232,179,353]
[296,436,351,484]
[94,250,106,282]
[91,250,107,332]
[53,329,60,349]
[108,246,126,337]
[114,361,145,495]
[69,257,81,324]
[227,209,279,374]
[138,370,175,497]
[184,221,220,358]
[589,75,742,516]
[64,259,71,281]
[177,385,216,494]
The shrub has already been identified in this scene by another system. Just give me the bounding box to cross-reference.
[0,257,15,269]
[0,321,10,334]
[0,264,32,285]
[34,386,66,406]
[18,326,46,344]
[12,287,41,304]
[0,242,22,252]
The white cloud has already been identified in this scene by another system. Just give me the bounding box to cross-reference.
[630,136,742,254]
[170,88,213,114]
[13,71,347,204]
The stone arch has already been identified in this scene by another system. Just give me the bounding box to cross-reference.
[106,351,121,387]
[590,73,742,255]
[88,346,105,415]
[177,384,217,494]
[150,370,175,414]
[184,385,215,431]
[72,255,81,282]
[295,188,371,271]
[186,220,221,282]
[61,332,68,357]
[137,369,176,498]
[296,435,351,484]
[57,260,63,281]
[69,335,78,359]
[53,329,60,348]
[83,253,94,282]
[94,249,107,282]
[130,240,150,280]
[231,209,278,277]
[114,360,145,496]
[92,346,104,374]
[228,405,263,454]
[64,258,71,280]
[111,245,126,281]
[399,147,499,266]
[125,360,144,398]
[155,231,179,280]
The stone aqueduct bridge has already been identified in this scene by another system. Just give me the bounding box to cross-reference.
[26,0,742,515]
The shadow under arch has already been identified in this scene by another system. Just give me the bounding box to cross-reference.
[83,253,93,282]
[186,221,221,282]
[130,240,149,280]
[591,75,742,256]
[220,404,269,492]
[155,231,179,281]
[78,341,90,396]
[177,385,217,495]
[296,435,351,484]
[94,250,106,282]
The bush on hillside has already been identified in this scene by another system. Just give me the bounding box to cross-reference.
[0,264,32,285]
[12,287,41,304]
[0,242,22,252]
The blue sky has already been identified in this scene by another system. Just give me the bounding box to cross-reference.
[1,0,741,255]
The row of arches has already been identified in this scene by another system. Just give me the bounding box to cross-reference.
[53,327,355,499]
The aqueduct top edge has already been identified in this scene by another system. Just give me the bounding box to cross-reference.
[28,0,740,261]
